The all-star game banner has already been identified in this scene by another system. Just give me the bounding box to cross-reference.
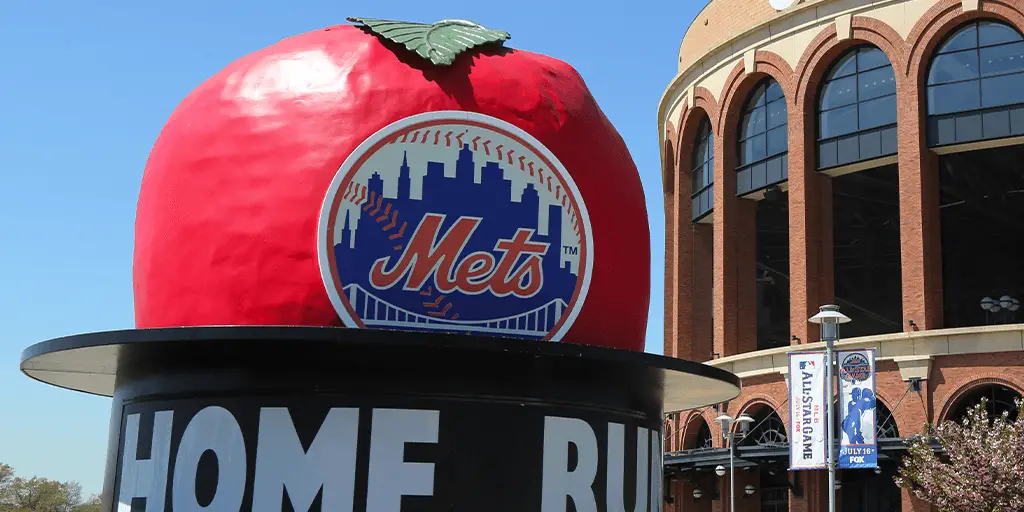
[788,351,827,470]
[837,349,878,469]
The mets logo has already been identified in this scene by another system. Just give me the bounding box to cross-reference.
[317,111,593,342]
[839,353,871,383]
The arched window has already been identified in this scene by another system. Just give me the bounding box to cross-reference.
[691,117,714,221]
[738,406,787,448]
[946,384,1022,422]
[817,46,898,169]
[927,20,1024,147]
[875,400,900,440]
[737,78,788,196]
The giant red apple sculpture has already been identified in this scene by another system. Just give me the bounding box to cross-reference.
[133,17,650,351]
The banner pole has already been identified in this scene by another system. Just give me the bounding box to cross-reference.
[825,335,836,512]
[809,304,849,512]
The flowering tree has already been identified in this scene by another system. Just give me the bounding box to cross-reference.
[896,397,1024,512]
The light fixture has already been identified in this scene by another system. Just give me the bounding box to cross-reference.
[980,295,1018,317]
[736,414,755,435]
[744,484,756,496]
[693,487,703,500]
[715,413,733,433]
[982,296,1003,313]
[715,465,727,477]
[835,481,842,490]
[874,467,882,475]
[809,304,851,341]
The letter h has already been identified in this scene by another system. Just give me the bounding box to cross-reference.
[118,411,174,512]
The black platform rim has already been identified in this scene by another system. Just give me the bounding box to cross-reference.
[20,326,741,406]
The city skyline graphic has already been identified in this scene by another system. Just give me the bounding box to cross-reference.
[331,144,583,339]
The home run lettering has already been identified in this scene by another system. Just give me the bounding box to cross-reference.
[113,401,662,511]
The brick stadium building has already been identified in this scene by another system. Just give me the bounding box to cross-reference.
[657,0,1024,510]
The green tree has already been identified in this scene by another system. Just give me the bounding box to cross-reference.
[71,494,101,512]
[0,464,94,512]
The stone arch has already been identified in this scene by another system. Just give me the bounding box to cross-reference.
[664,415,677,451]
[732,394,786,432]
[663,120,678,193]
[794,17,908,109]
[733,397,788,448]
[717,53,795,177]
[680,409,715,450]
[718,52,795,130]
[905,0,1024,84]
[685,87,721,137]
[936,376,1024,423]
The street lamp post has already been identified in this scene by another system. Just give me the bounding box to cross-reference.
[715,413,754,512]
[809,304,851,512]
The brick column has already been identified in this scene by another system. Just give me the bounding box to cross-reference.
[788,97,835,345]
[693,224,714,361]
[664,181,678,358]
[713,129,739,357]
[791,470,827,512]
[670,131,697,361]
[896,76,943,331]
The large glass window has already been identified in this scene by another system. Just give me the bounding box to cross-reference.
[817,46,898,170]
[939,145,1024,329]
[737,79,788,196]
[756,188,790,351]
[691,117,714,221]
[927,21,1024,147]
[832,165,904,337]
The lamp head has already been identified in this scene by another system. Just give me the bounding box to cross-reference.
[735,414,755,434]
[809,305,850,341]
[715,465,727,477]
[808,305,851,324]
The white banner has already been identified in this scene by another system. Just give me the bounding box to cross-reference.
[788,351,827,470]
[837,349,878,469]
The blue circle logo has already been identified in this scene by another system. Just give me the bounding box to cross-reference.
[318,111,593,341]
[839,353,871,383]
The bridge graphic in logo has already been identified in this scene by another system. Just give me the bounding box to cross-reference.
[318,111,593,342]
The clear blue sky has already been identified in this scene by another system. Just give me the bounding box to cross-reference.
[0,0,704,495]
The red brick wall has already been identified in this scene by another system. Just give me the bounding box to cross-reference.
[662,4,1024,509]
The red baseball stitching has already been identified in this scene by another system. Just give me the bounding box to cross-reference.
[385,129,582,227]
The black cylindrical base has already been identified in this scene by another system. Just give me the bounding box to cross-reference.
[21,327,740,511]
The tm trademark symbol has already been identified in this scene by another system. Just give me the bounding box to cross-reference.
[563,245,578,256]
